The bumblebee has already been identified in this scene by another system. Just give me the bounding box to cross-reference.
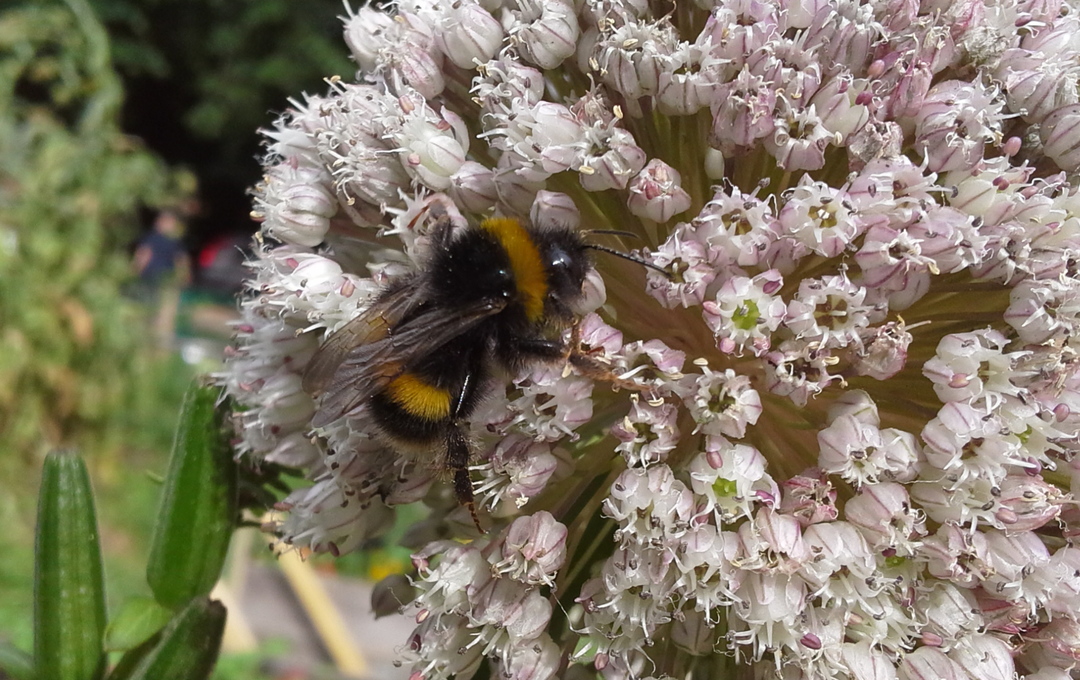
[302,214,594,529]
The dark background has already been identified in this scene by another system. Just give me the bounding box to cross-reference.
[92,0,355,280]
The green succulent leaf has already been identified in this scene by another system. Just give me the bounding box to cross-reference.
[103,596,173,653]
[113,597,226,680]
[146,381,239,609]
[34,450,107,680]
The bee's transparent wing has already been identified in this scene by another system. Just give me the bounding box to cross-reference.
[302,279,424,396]
[308,293,508,428]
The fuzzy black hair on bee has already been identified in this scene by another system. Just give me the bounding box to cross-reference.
[303,215,594,531]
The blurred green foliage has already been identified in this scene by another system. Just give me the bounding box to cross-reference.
[0,2,202,655]
[0,0,191,466]
[0,2,387,675]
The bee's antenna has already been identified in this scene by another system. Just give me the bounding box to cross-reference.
[584,243,672,278]
[583,229,642,240]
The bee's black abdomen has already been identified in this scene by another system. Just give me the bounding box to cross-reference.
[371,333,489,446]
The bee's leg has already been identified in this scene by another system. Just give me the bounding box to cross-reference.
[512,338,567,360]
[449,369,484,533]
[512,332,646,391]
[566,351,637,389]
[432,218,454,250]
[564,322,652,392]
[446,423,482,533]
[407,196,459,250]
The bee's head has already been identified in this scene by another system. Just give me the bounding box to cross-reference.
[536,229,591,320]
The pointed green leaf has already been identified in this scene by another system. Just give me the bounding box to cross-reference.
[122,597,226,680]
[34,450,107,680]
[0,642,35,680]
[103,597,173,652]
[102,636,158,680]
[146,382,239,609]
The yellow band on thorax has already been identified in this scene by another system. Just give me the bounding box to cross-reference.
[480,217,547,323]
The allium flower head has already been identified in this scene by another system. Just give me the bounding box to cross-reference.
[223,0,1080,677]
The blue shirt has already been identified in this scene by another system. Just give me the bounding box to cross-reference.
[139,231,183,284]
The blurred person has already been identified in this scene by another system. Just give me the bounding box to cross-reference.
[132,209,191,349]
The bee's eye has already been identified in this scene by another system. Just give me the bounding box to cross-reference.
[549,250,572,270]
[543,238,588,309]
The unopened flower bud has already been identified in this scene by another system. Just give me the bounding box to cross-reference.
[840,641,895,680]
[436,1,504,69]
[342,6,395,73]
[1041,103,1080,172]
[510,0,579,70]
[530,191,581,230]
[401,57,445,100]
[704,147,725,179]
[627,159,691,223]
[949,635,1015,679]
[900,646,976,680]
[449,161,498,212]
[470,577,552,641]
[255,167,337,247]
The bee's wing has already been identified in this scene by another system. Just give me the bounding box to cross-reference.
[302,280,425,396]
[309,295,509,427]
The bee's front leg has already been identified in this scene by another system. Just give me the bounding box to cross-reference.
[511,337,568,361]
[565,321,652,393]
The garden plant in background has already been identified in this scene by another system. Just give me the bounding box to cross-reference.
[0,383,240,680]
[0,0,190,466]
[223,0,1080,678]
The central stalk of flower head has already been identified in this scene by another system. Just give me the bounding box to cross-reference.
[223,0,1080,678]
